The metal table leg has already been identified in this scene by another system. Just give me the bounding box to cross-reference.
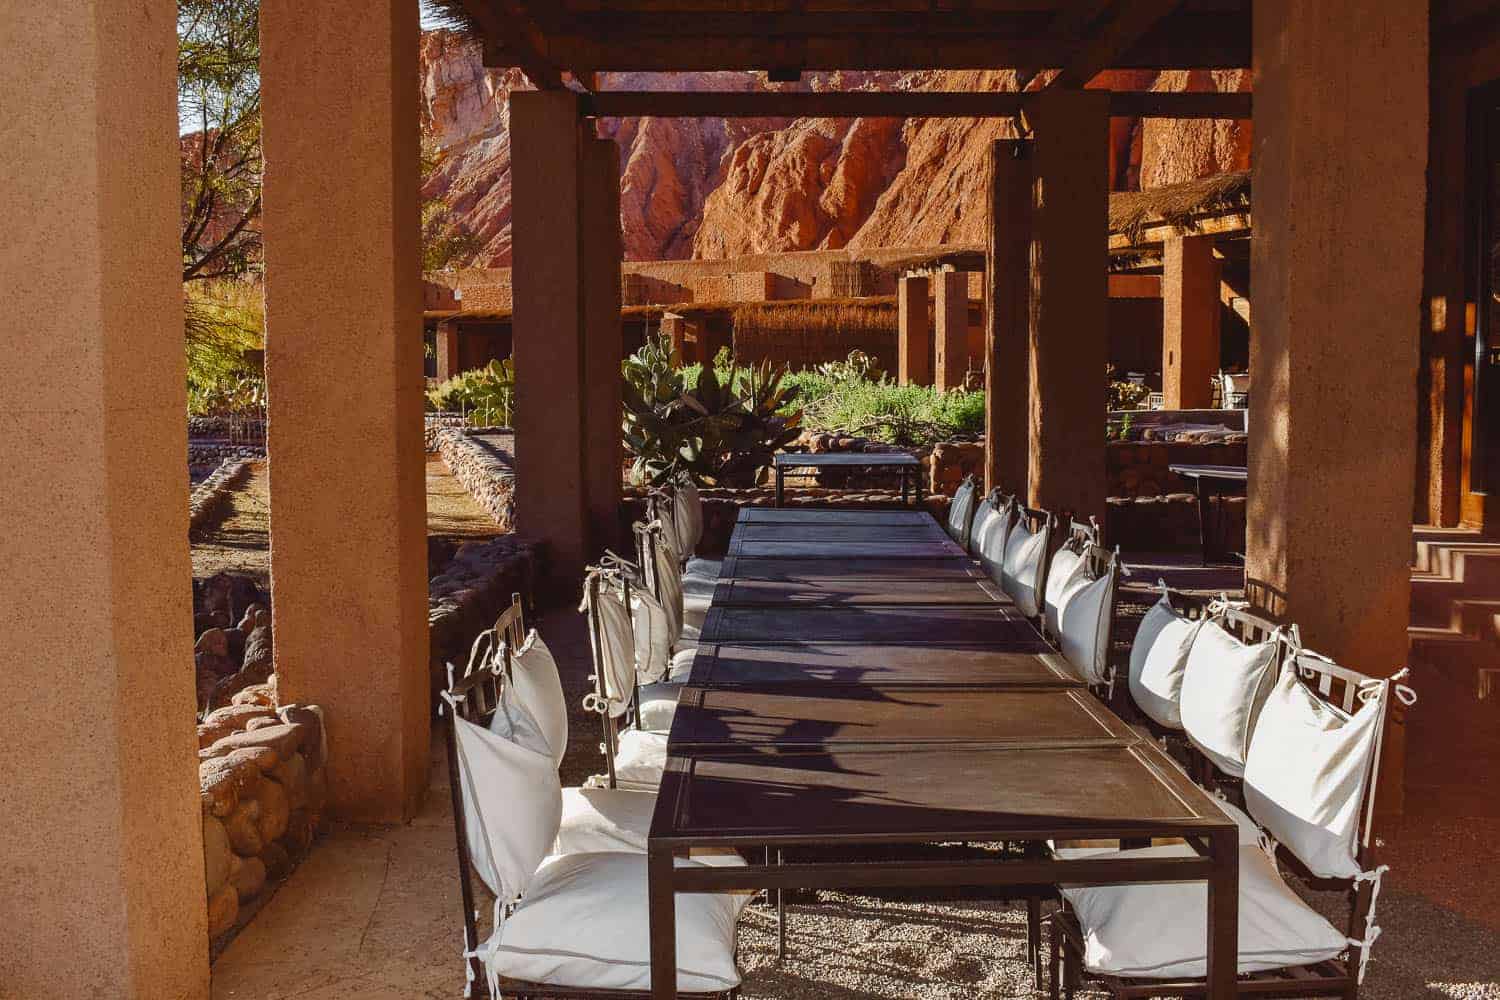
[1195,477,1211,565]
[648,844,678,1000]
[775,466,785,508]
[1205,828,1240,999]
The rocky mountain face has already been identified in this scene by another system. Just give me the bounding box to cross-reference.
[418,29,1251,267]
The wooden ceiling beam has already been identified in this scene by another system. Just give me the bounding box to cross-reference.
[465,0,565,89]
[583,89,1249,119]
[1049,0,1185,89]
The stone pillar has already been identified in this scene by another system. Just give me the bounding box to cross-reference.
[512,90,591,579]
[0,1,209,995]
[1162,235,1221,410]
[985,139,1033,495]
[582,136,623,555]
[262,0,430,823]
[898,274,932,386]
[1027,89,1110,521]
[934,269,969,391]
[1249,1,1427,806]
[436,317,461,381]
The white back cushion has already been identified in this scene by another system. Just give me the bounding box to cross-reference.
[487,852,747,993]
[675,480,704,554]
[1127,597,1200,730]
[1058,568,1115,687]
[593,587,637,719]
[453,715,562,901]
[1043,546,1086,638]
[973,501,1014,579]
[653,540,685,640]
[488,682,550,757]
[1179,622,1277,777]
[511,632,569,768]
[631,590,672,684]
[1060,843,1345,979]
[614,728,670,789]
[1001,518,1047,618]
[947,479,976,543]
[1244,668,1385,879]
[654,497,687,561]
[555,787,655,855]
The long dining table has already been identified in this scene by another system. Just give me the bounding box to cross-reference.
[646,506,1241,1000]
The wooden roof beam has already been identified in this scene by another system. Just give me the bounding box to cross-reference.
[464,0,564,89]
[583,89,1249,120]
[1049,0,1185,89]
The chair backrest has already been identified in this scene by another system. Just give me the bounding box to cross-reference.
[946,475,979,547]
[972,491,1018,581]
[1212,599,1290,649]
[634,519,684,639]
[579,564,639,787]
[646,491,687,561]
[1047,538,1121,689]
[1001,505,1055,618]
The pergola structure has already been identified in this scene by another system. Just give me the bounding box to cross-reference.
[3,1,1432,996]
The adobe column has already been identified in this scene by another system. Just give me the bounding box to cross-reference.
[898,274,933,385]
[0,1,209,995]
[1249,1,1426,806]
[435,317,461,380]
[1162,235,1221,410]
[985,139,1033,495]
[262,0,430,822]
[512,90,590,580]
[934,269,969,391]
[1027,89,1110,522]
[582,136,624,555]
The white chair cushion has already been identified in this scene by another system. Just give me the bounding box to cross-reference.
[1043,546,1086,638]
[638,681,683,732]
[511,632,569,768]
[968,500,1004,558]
[1128,597,1201,730]
[555,787,656,855]
[1243,668,1386,879]
[682,573,717,600]
[676,480,705,554]
[453,715,562,901]
[487,682,551,758]
[1179,621,1277,777]
[654,542,686,640]
[1058,569,1115,687]
[972,500,1014,579]
[484,851,748,993]
[632,590,673,684]
[1001,519,1047,618]
[592,586,637,719]
[1061,843,1346,979]
[669,647,697,683]
[685,556,722,580]
[947,480,977,544]
[614,729,670,789]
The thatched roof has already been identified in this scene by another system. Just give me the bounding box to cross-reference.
[884,247,986,274]
[1108,170,1251,245]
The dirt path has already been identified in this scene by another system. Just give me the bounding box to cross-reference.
[190,455,502,584]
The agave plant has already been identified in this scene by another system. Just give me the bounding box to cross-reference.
[622,335,802,488]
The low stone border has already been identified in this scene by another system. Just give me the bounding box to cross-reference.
[424,411,468,451]
[190,458,255,534]
[199,702,327,952]
[428,533,544,692]
[433,427,516,530]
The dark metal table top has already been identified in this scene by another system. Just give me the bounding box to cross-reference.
[718,555,989,582]
[773,452,921,468]
[735,522,947,543]
[711,572,1007,607]
[697,604,1039,645]
[682,641,1078,688]
[651,741,1234,848]
[737,507,936,526]
[1167,463,1248,482]
[670,685,1134,747]
[727,536,967,559]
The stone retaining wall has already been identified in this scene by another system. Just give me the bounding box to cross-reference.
[199,702,327,949]
[428,534,544,693]
[189,459,256,533]
[433,427,516,530]
[1107,439,1247,497]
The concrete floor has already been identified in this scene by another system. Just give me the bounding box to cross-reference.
[212,605,1500,1000]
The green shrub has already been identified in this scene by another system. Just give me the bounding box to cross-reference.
[185,280,264,417]
[426,359,515,427]
[622,335,802,487]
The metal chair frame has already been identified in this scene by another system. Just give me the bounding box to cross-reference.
[1049,636,1412,1000]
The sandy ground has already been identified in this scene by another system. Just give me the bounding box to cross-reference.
[190,455,501,587]
[212,602,1500,1000]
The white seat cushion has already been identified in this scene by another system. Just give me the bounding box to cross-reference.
[685,556,721,580]
[638,681,683,732]
[484,852,747,993]
[614,728,669,789]
[682,574,718,600]
[1243,668,1386,879]
[1179,621,1277,777]
[668,647,697,683]
[1062,844,1346,979]
[556,786,656,854]
[1127,596,1200,730]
